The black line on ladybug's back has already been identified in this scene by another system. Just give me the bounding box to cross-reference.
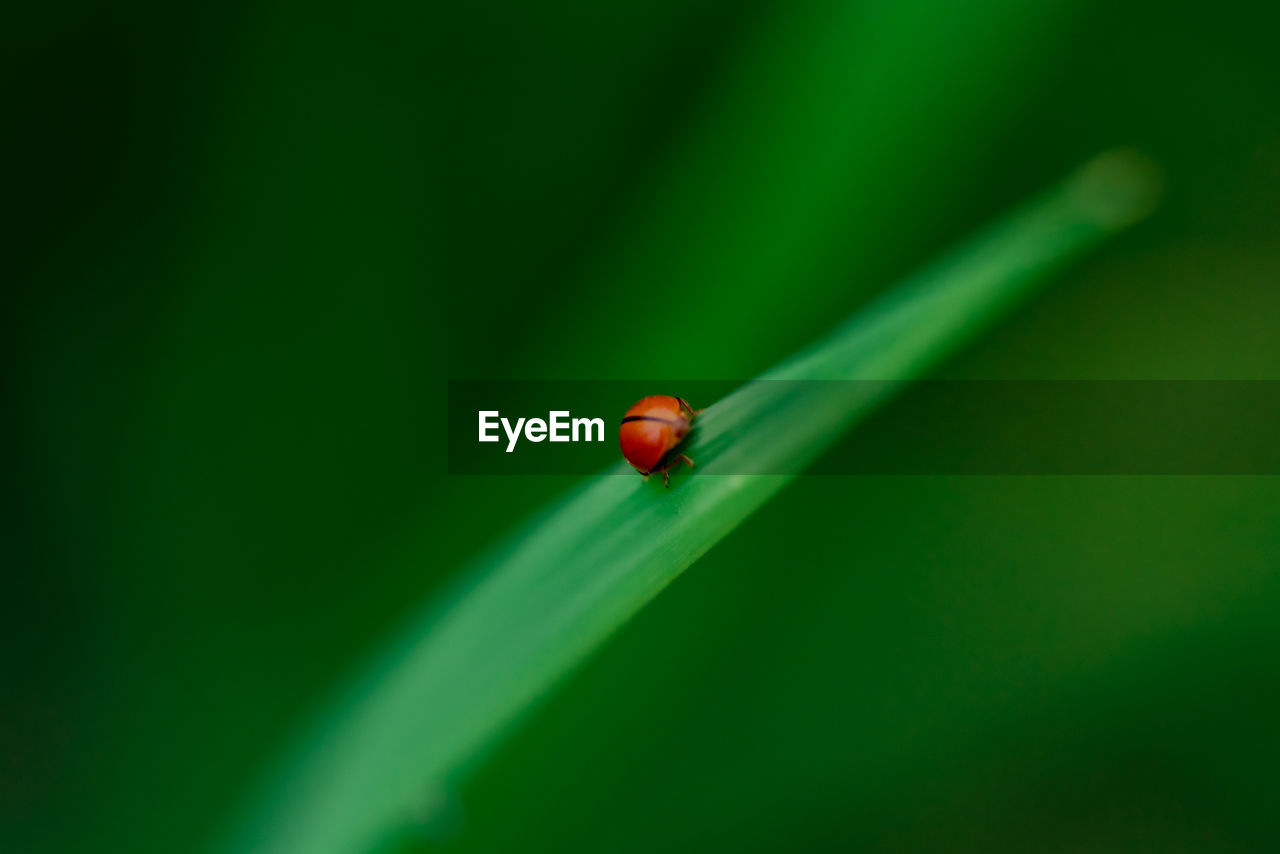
[620,415,684,427]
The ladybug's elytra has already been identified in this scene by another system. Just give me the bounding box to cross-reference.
[619,395,699,487]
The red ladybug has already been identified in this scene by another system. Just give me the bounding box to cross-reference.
[619,395,699,487]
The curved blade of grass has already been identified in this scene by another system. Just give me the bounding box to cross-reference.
[213,151,1158,854]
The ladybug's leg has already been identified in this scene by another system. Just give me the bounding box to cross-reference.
[662,454,695,488]
[677,397,703,418]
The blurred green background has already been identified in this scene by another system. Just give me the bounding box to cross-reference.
[7,0,1280,851]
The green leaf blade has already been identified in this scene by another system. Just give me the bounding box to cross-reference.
[214,150,1158,854]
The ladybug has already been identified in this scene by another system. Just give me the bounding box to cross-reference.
[619,395,699,487]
